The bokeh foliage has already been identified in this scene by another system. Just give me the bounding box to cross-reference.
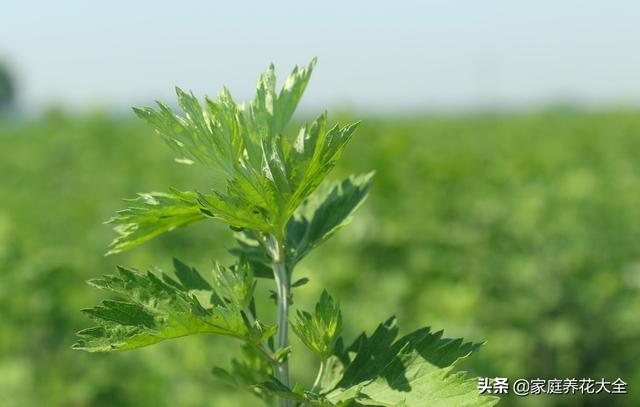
[1,109,639,406]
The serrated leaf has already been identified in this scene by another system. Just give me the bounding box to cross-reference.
[232,173,374,270]
[319,317,499,407]
[356,365,496,407]
[286,172,374,265]
[291,290,342,358]
[105,191,205,255]
[273,59,315,135]
[73,261,272,352]
[133,59,359,236]
[212,258,256,310]
[319,355,347,394]
[172,257,212,290]
[260,319,497,406]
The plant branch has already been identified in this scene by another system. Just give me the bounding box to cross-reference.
[266,234,292,407]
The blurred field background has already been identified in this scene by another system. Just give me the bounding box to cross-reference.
[2,1,640,406]
[1,108,639,407]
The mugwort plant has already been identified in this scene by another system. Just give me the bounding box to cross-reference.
[74,59,498,407]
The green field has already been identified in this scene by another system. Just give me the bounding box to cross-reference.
[1,109,638,406]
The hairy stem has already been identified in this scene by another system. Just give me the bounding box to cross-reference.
[267,234,292,407]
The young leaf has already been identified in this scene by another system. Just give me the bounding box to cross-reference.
[231,173,374,270]
[133,59,359,236]
[73,262,272,352]
[273,60,316,135]
[106,191,205,255]
[285,172,374,266]
[291,290,342,358]
[194,187,277,232]
[212,258,256,310]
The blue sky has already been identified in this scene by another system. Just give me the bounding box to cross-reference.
[2,0,640,112]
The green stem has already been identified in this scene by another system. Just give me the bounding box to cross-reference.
[267,234,292,407]
[311,357,327,394]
